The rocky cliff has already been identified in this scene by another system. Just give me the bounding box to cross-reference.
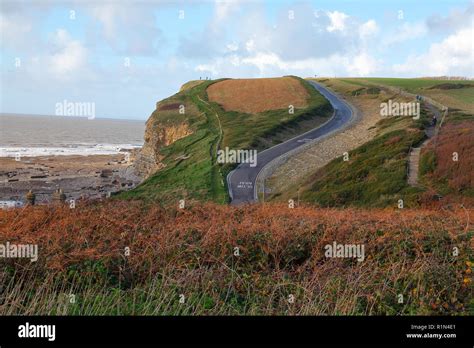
[134,100,193,178]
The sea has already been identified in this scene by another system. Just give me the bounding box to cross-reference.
[0,114,145,157]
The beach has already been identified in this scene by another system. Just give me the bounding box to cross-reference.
[0,114,145,204]
[0,152,141,204]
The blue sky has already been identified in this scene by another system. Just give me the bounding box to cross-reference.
[1,0,473,120]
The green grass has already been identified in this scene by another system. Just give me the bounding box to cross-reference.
[118,77,332,204]
[213,76,333,151]
[445,111,474,123]
[330,78,473,203]
[438,87,474,105]
[295,78,473,207]
[297,105,431,207]
[341,78,474,112]
[419,149,437,177]
[300,127,425,207]
[342,78,474,93]
[179,80,205,92]
[118,80,227,204]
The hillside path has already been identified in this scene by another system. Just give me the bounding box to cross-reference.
[407,104,439,186]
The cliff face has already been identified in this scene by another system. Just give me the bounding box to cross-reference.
[134,102,193,178]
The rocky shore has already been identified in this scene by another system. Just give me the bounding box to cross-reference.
[0,151,141,205]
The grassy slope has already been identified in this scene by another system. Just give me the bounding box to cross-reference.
[119,80,227,204]
[300,115,427,208]
[292,79,426,207]
[341,78,474,111]
[293,78,473,208]
[342,77,473,91]
[119,77,332,204]
[345,78,474,201]
[1,202,472,315]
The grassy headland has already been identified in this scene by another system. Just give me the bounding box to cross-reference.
[119,76,332,204]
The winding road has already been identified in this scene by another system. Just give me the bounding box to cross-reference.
[227,81,354,205]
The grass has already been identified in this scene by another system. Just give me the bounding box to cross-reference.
[288,79,432,208]
[299,126,425,208]
[357,78,474,200]
[119,76,332,204]
[0,201,472,315]
[437,87,474,105]
[179,80,205,92]
[340,77,474,112]
[292,78,473,208]
[341,78,474,93]
[419,149,436,177]
[118,80,227,204]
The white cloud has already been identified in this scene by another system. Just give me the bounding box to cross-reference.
[245,39,256,52]
[89,3,117,41]
[393,27,474,77]
[347,52,378,76]
[179,4,370,63]
[359,20,378,39]
[188,4,383,78]
[226,42,239,52]
[0,12,32,45]
[241,52,286,72]
[49,29,88,75]
[214,0,241,22]
[4,0,473,120]
[87,2,163,55]
[384,22,427,46]
[188,3,383,78]
[426,3,474,34]
[0,4,47,54]
[326,11,349,32]
[194,49,380,79]
[195,63,219,76]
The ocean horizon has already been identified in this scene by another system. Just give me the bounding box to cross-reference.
[0,113,145,157]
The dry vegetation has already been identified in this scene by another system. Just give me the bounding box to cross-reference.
[0,201,472,315]
[421,119,474,198]
[431,121,474,190]
[207,77,310,114]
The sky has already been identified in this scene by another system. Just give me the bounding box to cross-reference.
[0,0,473,120]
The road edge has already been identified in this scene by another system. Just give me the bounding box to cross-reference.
[253,81,360,202]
